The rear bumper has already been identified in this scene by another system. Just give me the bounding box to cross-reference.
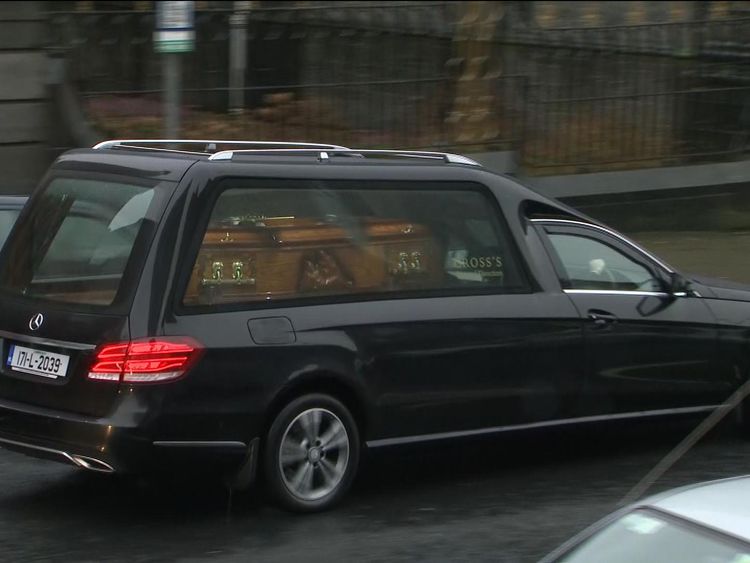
[0,397,252,475]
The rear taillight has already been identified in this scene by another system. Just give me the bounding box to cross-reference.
[88,337,203,384]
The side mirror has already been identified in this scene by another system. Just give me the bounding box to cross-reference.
[668,272,691,297]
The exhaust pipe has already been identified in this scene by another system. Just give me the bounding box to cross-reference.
[69,454,115,474]
[0,435,116,473]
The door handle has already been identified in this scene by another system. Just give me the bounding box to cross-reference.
[588,309,618,326]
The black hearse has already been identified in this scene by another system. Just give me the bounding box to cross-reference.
[0,140,745,511]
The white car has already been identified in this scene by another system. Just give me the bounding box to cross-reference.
[541,476,750,563]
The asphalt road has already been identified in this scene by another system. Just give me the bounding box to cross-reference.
[1,416,748,563]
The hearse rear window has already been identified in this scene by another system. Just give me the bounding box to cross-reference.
[183,181,529,306]
[0,175,170,309]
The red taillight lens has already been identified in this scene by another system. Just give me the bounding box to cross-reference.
[88,338,203,384]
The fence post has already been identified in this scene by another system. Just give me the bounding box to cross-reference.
[519,74,530,170]
[229,1,252,114]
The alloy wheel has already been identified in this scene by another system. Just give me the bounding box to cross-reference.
[278,407,350,501]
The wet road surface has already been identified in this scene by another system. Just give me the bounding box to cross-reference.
[1,417,748,562]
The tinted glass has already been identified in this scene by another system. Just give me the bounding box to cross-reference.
[557,509,750,563]
[0,209,21,248]
[184,182,528,306]
[0,176,168,308]
[548,233,661,291]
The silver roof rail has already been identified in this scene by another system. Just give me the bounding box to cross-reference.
[93,139,351,155]
[208,148,482,166]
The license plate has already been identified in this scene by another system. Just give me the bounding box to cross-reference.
[6,344,70,379]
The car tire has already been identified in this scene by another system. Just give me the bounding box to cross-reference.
[263,393,360,512]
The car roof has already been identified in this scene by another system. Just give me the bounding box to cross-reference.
[53,141,587,221]
[51,145,593,228]
[55,150,199,182]
[645,475,750,541]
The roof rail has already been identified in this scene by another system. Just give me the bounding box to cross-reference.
[208,148,481,166]
[92,139,351,156]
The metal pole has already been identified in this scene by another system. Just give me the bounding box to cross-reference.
[229,1,251,114]
[163,52,181,139]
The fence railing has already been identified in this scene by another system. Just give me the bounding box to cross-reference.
[83,74,527,153]
[522,86,750,173]
[503,17,750,58]
[46,4,750,174]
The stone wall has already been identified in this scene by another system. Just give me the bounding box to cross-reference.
[0,1,53,194]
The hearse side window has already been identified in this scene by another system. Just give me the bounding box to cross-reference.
[547,233,662,292]
[183,183,529,306]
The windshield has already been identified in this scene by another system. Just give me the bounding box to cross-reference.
[557,509,750,563]
[0,175,171,309]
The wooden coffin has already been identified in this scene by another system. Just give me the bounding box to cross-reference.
[184,217,442,305]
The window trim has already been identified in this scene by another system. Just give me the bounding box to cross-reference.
[533,219,672,295]
[531,219,674,273]
[564,289,670,297]
[173,177,533,315]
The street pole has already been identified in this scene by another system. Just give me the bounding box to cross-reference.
[155,2,195,143]
[229,1,252,114]
[163,52,181,139]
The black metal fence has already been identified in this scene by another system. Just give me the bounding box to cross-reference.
[46,3,750,174]
[523,85,750,172]
[504,17,750,58]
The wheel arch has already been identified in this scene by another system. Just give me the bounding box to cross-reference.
[262,370,370,444]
